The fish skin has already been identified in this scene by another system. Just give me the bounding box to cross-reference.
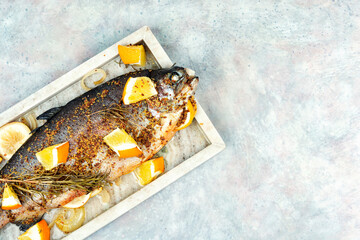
[0,66,198,229]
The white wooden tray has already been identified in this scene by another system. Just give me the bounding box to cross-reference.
[0,26,225,240]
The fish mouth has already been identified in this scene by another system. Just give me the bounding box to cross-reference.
[185,68,195,78]
[182,68,199,97]
[170,70,198,112]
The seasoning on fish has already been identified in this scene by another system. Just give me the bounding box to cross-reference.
[0,66,199,230]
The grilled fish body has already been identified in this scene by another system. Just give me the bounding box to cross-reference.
[0,66,198,229]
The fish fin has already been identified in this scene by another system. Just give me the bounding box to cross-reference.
[30,127,41,134]
[36,107,63,120]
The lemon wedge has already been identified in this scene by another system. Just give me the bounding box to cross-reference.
[89,187,103,198]
[63,194,91,209]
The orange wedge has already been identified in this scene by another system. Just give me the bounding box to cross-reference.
[63,194,91,209]
[118,45,146,66]
[176,99,197,130]
[133,157,165,186]
[0,122,31,160]
[35,142,69,170]
[122,77,157,105]
[18,219,50,240]
[104,128,143,158]
[2,184,22,210]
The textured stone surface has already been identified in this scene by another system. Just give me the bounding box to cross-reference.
[1,1,360,239]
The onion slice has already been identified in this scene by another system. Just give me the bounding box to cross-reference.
[97,188,110,204]
[55,207,86,233]
[19,112,37,130]
[81,68,107,91]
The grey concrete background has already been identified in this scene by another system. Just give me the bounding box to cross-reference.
[1,1,360,239]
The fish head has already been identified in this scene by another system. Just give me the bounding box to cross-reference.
[150,66,199,111]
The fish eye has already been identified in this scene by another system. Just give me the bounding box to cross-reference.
[170,72,181,82]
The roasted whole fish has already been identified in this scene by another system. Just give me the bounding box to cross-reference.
[0,66,198,229]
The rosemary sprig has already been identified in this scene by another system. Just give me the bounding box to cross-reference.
[0,169,109,199]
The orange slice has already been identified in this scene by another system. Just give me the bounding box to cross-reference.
[35,142,69,170]
[0,122,31,160]
[133,157,165,186]
[2,184,22,210]
[63,194,91,209]
[176,99,197,130]
[18,219,50,240]
[122,77,157,105]
[104,128,143,158]
[118,45,146,66]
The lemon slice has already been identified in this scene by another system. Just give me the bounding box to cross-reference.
[122,77,157,105]
[176,99,197,130]
[133,157,165,186]
[18,219,50,240]
[2,184,22,210]
[0,122,31,160]
[104,128,143,158]
[89,187,103,198]
[63,194,91,209]
[118,45,146,66]
[36,142,69,170]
